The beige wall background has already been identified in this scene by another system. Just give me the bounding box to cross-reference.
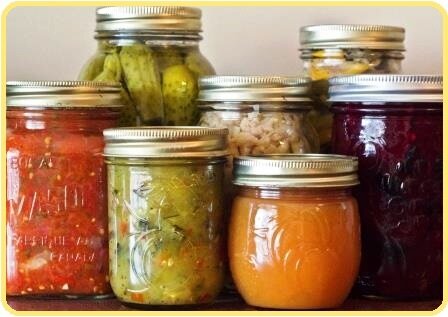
[6,6,443,80]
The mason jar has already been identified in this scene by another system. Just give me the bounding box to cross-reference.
[198,76,320,157]
[329,75,442,299]
[229,155,360,309]
[103,127,228,306]
[299,24,405,152]
[6,81,121,297]
[79,6,216,126]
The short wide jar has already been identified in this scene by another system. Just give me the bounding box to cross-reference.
[103,127,228,305]
[6,81,121,297]
[229,155,361,309]
[329,75,443,299]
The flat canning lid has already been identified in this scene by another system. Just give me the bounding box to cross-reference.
[197,76,312,110]
[6,81,122,108]
[300,24,405,50]
[233,154,359,188]
[95,6,202,35]
[329,74,442,103]
[103,127,229,158]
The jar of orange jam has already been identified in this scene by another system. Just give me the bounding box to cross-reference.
[229,154,360,309]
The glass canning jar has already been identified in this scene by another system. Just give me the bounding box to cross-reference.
[299,24,405,152]
[103,127,228,306]
[78,6,215,127]
[198,76,319,157]
[6,81,121,297]
[229,155,360,309]
[329,75,442,299]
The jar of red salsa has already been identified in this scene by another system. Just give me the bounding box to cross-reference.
[6,81,121,297]
[329,75,442,299]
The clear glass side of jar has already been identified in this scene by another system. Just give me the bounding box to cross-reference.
[331,101,442,299]
[79,38,216,127]
[229,185,360,309]
[199,104,320,157]
[105,157,226,305]
[6,108,118,298]
[300,48,404,153]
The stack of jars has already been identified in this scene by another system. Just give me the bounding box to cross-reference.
[5,5,442,311]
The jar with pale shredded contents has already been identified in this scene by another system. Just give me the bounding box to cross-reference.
[199,109,318,157]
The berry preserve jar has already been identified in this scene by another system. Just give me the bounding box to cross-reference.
[329,75,442,299]
[6,81,121,297]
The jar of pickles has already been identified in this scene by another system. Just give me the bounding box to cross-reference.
[329,75,442,299]
[103,127,228,305]
[79,6,215,126]
[6,81,121,297]
[299,24,405,152]
[198,76,320,156]
[229,155,360,309]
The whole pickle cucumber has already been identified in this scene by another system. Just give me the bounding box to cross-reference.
[119,44,163,125]
[78,53,106,81]
[162,65,198,126]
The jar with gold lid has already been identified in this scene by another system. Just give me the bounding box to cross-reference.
[228,154,360,309]
[103,127,228,305]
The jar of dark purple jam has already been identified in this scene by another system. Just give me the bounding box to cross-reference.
[329,75,442,299]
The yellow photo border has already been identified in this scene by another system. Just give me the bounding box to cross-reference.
[1,1,446,316]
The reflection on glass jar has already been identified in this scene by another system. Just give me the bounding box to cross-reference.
[330,75,443,299]
[229,155,360,309]
[6,81,121,297]
[299,24,405,152]
[104,127,227,305]
[79,7,215,126]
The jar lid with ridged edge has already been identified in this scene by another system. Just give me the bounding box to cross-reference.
[6,81,122,108]
[95,6,202,37]
[197,76,312,107]
[233,154,359,188]
[328,74,443,103]
[299,24,405,51]
[103,127,229,158]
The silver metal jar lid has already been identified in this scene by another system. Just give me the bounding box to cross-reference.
[233,154,359,188]
[95,6,202,35]
[197,76,312,108]
[6,81,122,108]
[329,74,443,103]
[103,127,228,158]
[299,24,405,50]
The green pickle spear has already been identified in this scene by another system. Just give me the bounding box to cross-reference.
[119,44,163,125]
[162,65,199,126]
[78,53,106,81]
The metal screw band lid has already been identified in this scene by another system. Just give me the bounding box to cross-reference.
[233,154,359,188]
[329,74,443,103]
[6,81,122,108]
[95,6,202,36]
[197,76,312,108]
[103,127,229,158]
[299,24,405,50]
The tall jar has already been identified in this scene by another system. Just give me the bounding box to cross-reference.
[299,24,405,152]
[229,155,361,309]
[198,76,319,156]
[329,75,443,299]
[103,127,228,306]
[6,81,121,297]
[78,6,215,127]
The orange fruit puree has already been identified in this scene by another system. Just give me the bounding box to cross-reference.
[229,188,360,309]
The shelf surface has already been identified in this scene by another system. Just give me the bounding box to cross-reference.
[6,294,442,312]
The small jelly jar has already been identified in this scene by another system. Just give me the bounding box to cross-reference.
[6,81,121,297]
[329,75,443,299]
[229,154,360,309]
